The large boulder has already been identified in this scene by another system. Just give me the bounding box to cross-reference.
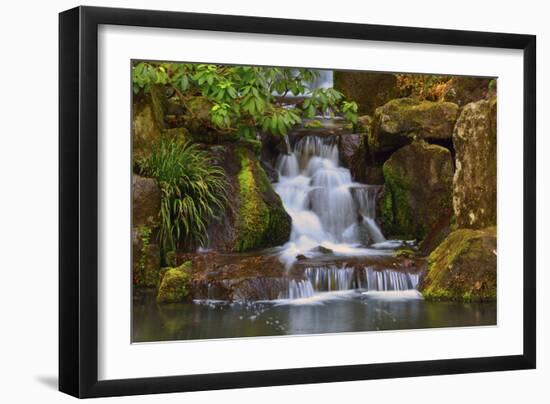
[232,147,292,251]
[333,72,401,116]
[417,213,452,255]
[370,98,459,156]
[132,174,161,227]
[420,227,497,301]
[132,175,162,286]
[380,140,454,239]
[173,251,289,301]
[207,145,292,252]
[337,116,384,184]
[453,97,497,229]
[132,227,161,287]
[132,86,165,163]
[156,262,192,303]
[338,133,364,180]
[442,76,492,106]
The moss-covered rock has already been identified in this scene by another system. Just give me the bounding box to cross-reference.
[132,226,161,287]
[132,87,165,163]
[132,175,162,286]
[357,115,373,133]
[183,96,212,132]
[420,227,496,301]
[156,261,192,303]
[442,76,492,106]
[380,140,454,239]
[336,116,384,183]
[334,72,401,116]
[206,146,292,252]
[371,98,459,155]
[338,133,363,179]
[162,127,189,143]
[132,174,161,227]
[453,97,497,229]
[232,147,291,251]
[364,166,385,185]
[417,213,452,255]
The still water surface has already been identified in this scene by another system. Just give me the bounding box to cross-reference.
[132,289,496,342]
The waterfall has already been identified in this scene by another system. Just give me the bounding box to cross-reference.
[309,70,333,90]
[278,266,420,300]
[362,267,420,291]
[279,279,316,299]
[275,135,385,265]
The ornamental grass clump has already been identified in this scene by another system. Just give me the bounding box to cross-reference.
[140,140,228,251]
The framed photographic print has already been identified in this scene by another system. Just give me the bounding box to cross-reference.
[59,6,536,398]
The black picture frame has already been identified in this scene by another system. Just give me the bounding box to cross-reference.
[59,5,536,398]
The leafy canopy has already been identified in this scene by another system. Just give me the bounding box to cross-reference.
[132,62,358,137]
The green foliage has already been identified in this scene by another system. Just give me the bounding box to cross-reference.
[137,226,152,285]
[132,61,358,137]
[139,140,228,252]
[259,108,302,136]
[341,100,359,125]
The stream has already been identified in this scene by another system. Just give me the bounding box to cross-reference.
[132,131,497,342]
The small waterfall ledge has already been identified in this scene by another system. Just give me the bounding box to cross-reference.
[278,266,421,300]
[193,265,423,302]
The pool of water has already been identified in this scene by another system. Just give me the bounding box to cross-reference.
[132,289,496,342]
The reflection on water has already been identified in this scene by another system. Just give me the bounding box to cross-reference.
[132,289,496,342]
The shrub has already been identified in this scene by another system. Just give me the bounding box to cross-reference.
[132,62,358,137]
[395,74,451,101]
[140,140,228,251]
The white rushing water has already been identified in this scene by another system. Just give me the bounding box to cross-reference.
[277,265,421,302]
[275,135,387,267]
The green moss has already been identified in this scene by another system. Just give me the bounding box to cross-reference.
[156,261,192,304]
[234,148,269,251]
[357,115,372,134]
[367,124,379,152]
[393,248,416,258]
[232,148,290,252]
[149,85,166,129]
[304,119,323,129]
[381,162,417,239]
[164,250,176,267]
[380,141,453,240]
[371,98,459,153]
[162,127,189,143]
[137,225,152,285]
[421,228,497,302]
[185,96,212,121]
[241,138,262,155]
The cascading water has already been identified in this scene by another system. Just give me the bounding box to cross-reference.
[275,134,386,266]
[272,133,423,302]
[278,266,421,300]
[309,70,333,90]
